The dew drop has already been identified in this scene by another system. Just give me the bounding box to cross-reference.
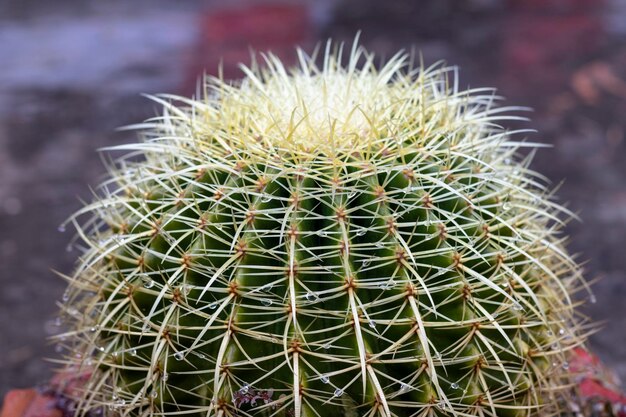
[450,383,459,390]
[149,390,158,399]
[142,276,154,289]
[589,294,597,304]
[437,400,446,410]
[504,158,512,165]
[400,383,410,392]
[305,292,318,302]
[58,225,66,233]
[320,375,330,384]
[62,291,70,302]
[54,317,62,326]
[261,194,272,203]
[323,343,331,350]
[262,283,273,292]
[261,298,273,307]
[161,372,169,382]
[130,349,137,356]
[90,325,99,333]
[546,330,554,336]
[209,302,218,310]
[142,322,150,332]
[333,388,343,397]
[375,242,384,248]
[362,259,371,267]
[562,362,569,370]
[240,385,250,394]
[356,228,366,236]
[558,328,565,335]
[502,202,511,211]
[174,352,184,361]
[317,230,328,237]
[348,191,357,198]
[215,223,224,230]
[55,344,63,353]
[368,320,376,328]
[512,302,524,311]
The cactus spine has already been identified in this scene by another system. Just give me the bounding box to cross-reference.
[56,41,588,417]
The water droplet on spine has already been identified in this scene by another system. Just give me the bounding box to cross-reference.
[149,390,158,399]
[141,276,154,289]
[589,294,597,304]
[320,375,329,384]
[317,230,328,237]
[512,301,524,311]
[261,194,272,203]
[261,298,272,306]
[362,259,371,267]
[502,202,511,211]
[333,388,343,397]
[356,228,366,236]
[209,302,218,310]
[130,348,137,356]
[62,291,70,302]
[174,352,184,361]
[161,372,168,382]
[368,320,376,328]
[558,328,565,335]
[450,383,459,390]
[400,383,410,392]
[58,225,66,233]
[305,292,318,302]
[239,385,249,394]
[562,362,569,370]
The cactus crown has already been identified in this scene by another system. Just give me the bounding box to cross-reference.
[57,40,588,417]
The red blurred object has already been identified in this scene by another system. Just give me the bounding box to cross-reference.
[570,347,626,408]
[501,0,605,97]
[0,390,60,417]
[183,4,314,92]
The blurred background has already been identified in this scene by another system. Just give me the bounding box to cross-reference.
[1,0,625,398]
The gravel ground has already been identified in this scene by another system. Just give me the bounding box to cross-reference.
[1,0,624,399]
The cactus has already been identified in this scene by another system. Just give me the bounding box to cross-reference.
[56,41,589,417]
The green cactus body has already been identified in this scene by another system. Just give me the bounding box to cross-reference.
[58,42,586,417]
